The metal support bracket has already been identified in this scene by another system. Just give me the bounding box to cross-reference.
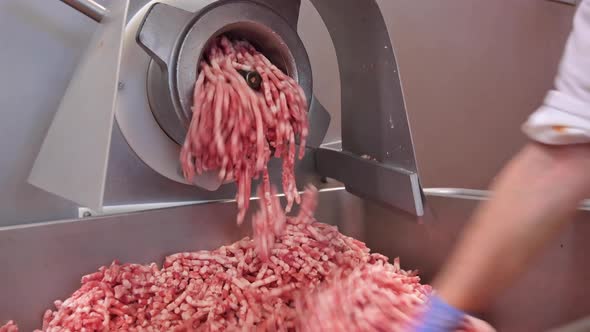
[310,0,424,216]
[316,148,423,216]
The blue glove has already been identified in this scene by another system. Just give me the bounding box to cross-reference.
[413,295,465,332]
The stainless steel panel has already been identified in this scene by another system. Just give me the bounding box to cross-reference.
[308,0,424,216]
[0,0,96,225]
[310,0,419,170]
[29,0,128,212]
[316,148,423,216]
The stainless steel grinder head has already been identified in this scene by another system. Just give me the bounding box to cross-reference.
[136,1,314,147]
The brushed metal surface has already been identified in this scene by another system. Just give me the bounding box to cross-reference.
[316,148,423,216]
[138,3,194,145]
[310,0,418,172]
[116,0,228,190]
[0,0,97,225]
[308,0,423,216]
[29,0,128,212]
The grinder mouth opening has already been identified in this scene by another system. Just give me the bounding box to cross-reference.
[197,21,298,86]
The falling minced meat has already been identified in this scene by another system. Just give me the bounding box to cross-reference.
[180,36,308,226]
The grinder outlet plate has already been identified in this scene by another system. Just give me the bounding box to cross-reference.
[118,0,320,190]
[174,1,313,134]
[136,0,315,147]
[116,0,223,190]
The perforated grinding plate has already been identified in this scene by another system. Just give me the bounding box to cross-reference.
[116,0,223,190]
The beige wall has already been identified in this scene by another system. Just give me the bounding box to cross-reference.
[382,0,574,188]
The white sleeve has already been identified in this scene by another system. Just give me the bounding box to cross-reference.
[522,0,590,144]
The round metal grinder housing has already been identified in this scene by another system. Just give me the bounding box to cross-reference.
[137,1,313,146]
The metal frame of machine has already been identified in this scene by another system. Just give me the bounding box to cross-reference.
[29,0,425,216]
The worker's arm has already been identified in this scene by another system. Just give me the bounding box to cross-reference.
[413,143,590,332]
[434,142,590,311]
[415,0,590,330]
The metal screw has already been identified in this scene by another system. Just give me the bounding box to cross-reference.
[237,70,262,90]
[118,81,125,90]
[83,211,92,217]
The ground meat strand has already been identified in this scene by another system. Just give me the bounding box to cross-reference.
[253,184,317,262]
[180,36,308,225]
